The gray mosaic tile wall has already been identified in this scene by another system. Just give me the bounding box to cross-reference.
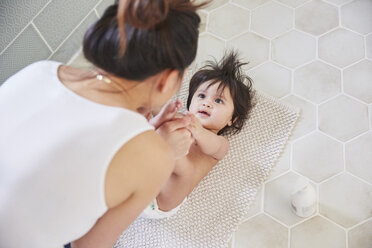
[0,0,115,84]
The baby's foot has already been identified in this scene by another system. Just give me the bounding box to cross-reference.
[150,100,182,129]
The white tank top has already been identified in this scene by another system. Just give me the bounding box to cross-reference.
[0,61,154,248]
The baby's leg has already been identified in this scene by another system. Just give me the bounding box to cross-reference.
[156,161,195,212]
[140,158,194,217]
[156,154,218,212]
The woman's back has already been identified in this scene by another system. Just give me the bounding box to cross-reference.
[0,60,155,247]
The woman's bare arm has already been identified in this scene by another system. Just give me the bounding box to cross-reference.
[71,131,174,248]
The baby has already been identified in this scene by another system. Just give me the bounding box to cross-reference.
[142,51,254,219]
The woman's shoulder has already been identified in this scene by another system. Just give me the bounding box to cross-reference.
[5,60,60,82]
[104,130,174,208]
[21,60,61,73]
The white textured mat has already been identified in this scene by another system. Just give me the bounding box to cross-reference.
[114,72,300,248]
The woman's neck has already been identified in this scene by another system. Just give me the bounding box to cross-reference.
[58,65,154,117]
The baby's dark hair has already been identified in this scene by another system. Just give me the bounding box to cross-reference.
[186,51,254,135]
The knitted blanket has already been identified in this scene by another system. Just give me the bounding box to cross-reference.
[114,70,300,248]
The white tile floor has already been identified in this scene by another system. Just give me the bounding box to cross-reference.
[70,0,372,247]
[194,1,372,247]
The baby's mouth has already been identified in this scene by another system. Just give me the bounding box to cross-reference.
[198,110,210,117]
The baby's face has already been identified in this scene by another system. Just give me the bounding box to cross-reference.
[189,81,234,133]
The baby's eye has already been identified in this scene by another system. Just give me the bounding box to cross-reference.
[215,98,223,104]
[198,93,205,99]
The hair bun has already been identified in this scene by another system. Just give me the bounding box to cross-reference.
[117,0,169,55]
[123,0,169,29]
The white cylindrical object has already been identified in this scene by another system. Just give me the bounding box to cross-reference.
[290,179,316,218]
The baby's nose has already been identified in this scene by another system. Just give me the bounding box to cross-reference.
[202,101,211,108]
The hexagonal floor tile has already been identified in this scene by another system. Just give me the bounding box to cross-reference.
[264,172,316,226]
[251,1,293,39]
[193,34,225,67]
[232,0,271,10]
[208,4,250,39]
[246,62,291,98]
[268,143,291,180]
[319,95,369,142]
[319,173,372,227]
[227,32,269,70]
[341,0,372,35]
[277,0,310,8]
[318,28,364,68]
[295,0,338,36]
[272,30,316,68]
[325,0,351,6]
[294,60,341,104]
[367,34,372,59]
[197,0,229,11]
[346,131,372,184]
[348,219,372,248]
[343,60,372,104]
[282,95,317,140]
[293,132,343,183]
[234,214,288,248]
[290,216,346,248]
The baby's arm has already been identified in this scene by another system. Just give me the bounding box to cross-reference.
[187,114,229,160]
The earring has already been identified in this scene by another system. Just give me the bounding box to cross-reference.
[96,74,112,84]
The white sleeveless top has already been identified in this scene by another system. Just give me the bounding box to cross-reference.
[0,61,154,248]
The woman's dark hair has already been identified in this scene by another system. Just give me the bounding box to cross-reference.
[83,0,205,81]
[186,51,255,135]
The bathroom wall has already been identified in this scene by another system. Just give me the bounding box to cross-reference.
[0,0,115,84]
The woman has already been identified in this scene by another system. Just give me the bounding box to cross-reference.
[0,0,203,247]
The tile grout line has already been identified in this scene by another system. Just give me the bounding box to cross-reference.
[203,9,209,36]
[0,0,53,57]
[348,216,372,231]
[0,24,30,57]
[47,0,106,60]
[31,22,54,53]
[319,214,348,232]
[345,171,372,187]
[364,35,367,59]
[263,212,290,229]
[66,47,83,65]
[261,183,265,212]
[47,8,96,60]
[316,170,344,186]
[231,231,235,248]
[229,2,250,11]
[295,0,311,9]
[94,8,101,18]
[346,228,349,248]
[343,142,346,173]
[315,101,319,132]
[370,104,372,130]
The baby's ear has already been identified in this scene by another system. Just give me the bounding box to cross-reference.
[228,116,238,126]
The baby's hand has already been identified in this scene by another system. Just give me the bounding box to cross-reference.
[150,100,182,129]
[186,112,203,140]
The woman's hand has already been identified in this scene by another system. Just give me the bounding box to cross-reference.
[149,100,182,129]
[156,115,194,160]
